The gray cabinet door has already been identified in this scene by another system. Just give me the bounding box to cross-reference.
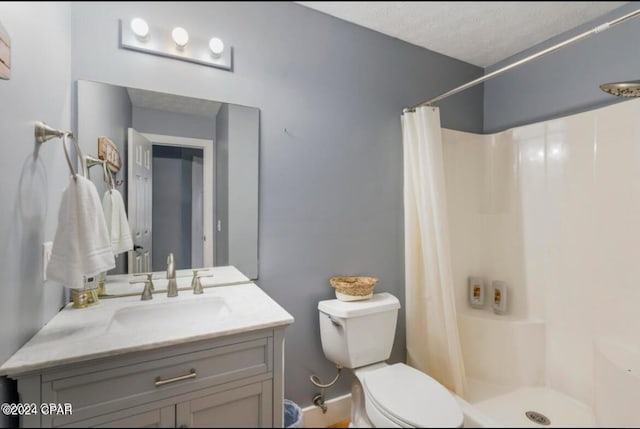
[176,380,273,428]
[61,405,175,428]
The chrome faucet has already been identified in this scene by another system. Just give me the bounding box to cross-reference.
[166,253,178,297]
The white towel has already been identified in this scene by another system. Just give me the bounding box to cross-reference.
[47,175,115,289]
[102,189,133,255]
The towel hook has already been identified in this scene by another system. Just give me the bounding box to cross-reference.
[86,155,116,192]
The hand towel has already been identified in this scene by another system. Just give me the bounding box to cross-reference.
[102,189,134,255]
[47,175,115,289]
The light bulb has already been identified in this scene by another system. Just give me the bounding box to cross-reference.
[209,37,225,57]
[172,27,189,48]
[130,18,149,40]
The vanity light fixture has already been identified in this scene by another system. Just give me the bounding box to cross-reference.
[130,18,149,40]
[171,26,189,48]
[120,18,232,71]
[208,37,224,57]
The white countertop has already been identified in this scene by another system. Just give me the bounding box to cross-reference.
[0,283,294,377]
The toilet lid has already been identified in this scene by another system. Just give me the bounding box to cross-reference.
[363,363,463,428]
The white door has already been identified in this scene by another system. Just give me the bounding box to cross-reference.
[128,128,152,274]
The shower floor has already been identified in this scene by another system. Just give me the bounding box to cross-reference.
[470,386,596,428]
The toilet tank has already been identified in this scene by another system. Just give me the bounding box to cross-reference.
[318,293,400,368]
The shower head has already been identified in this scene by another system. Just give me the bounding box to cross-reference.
[599,80,640,97]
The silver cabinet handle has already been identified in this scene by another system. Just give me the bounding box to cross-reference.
[154,368,197,387]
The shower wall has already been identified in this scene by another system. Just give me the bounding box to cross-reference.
[443,97,640,407]
[443,129,529,320]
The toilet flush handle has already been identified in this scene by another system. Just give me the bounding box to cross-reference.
[327,315,343,328]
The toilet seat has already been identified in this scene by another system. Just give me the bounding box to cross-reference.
[361,363,463,428]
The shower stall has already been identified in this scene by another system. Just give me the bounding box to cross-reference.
[403,90,640,426]
[401,7,640,426]
[442,98,640,427]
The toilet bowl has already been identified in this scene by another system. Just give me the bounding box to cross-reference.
[318,293,463,428]
[358,363,463,427]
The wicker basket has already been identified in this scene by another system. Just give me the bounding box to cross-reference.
[330,276,378,301]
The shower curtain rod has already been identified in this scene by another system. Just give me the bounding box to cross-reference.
[404,8,640,112]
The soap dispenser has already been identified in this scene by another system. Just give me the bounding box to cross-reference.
[491,280,508,314]
[468,277,485,309]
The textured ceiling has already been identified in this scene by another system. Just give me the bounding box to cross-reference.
[127,88,222,118]
[296,1,628,67]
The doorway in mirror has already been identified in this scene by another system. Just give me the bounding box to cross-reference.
[77,80,259,285]
[128,129,208,273]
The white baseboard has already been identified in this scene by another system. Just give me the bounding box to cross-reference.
[301,393,351,428]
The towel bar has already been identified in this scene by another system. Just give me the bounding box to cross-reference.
[35,121,84,179]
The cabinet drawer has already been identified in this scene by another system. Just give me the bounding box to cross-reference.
[42,337,272,426]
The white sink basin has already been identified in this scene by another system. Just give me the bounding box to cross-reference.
[108,296,231,333]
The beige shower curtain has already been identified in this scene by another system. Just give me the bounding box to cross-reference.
[402,106,467,395]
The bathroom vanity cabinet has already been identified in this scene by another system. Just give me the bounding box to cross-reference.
[15,329,283,428]
[0,283,294,428]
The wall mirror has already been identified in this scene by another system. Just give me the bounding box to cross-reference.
[77,80,259,296]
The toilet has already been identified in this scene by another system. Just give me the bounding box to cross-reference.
[318,292,464,428]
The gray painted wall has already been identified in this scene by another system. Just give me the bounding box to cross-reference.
[484,2,640,133]
[191,155,204,268]
[132,106,215,140]
[0,3,71,427]
[70,1,483,406]
[216,104,230,267]
[227,104,259,280]
[151,146,198,271]
[77,80,132,274]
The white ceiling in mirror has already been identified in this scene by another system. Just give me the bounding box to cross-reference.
[296,1,628,67]
[126,87,222,117]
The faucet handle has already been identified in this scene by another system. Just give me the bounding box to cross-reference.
[191,269,213,295]
[132,272,155,289]
[133,272,153,278]
[132,273,154,300]
[191,269,204,294]
[131,272,153,283]
[140,280,154,301]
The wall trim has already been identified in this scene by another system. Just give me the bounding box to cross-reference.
[301,393,351,428]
